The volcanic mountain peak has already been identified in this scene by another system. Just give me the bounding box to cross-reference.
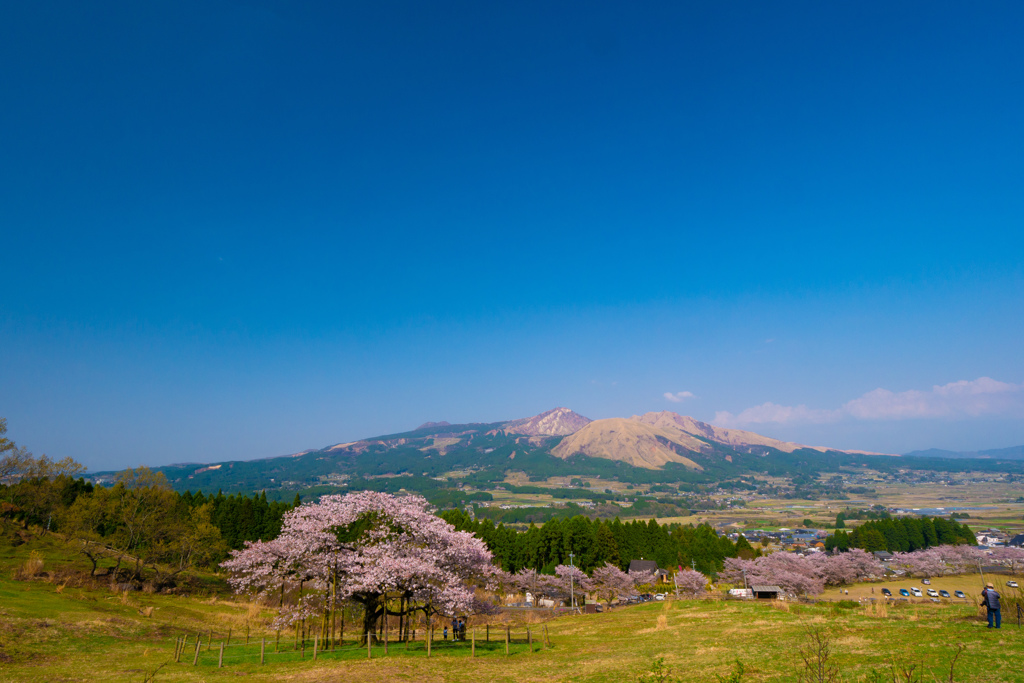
[552,418,705,470]
[416,420,452,431]
[504,407,592,436]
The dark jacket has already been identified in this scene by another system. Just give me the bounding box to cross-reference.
[982,588,1000,610]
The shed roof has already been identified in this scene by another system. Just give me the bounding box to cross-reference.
[751,585,782,593]
[628,560,660,574]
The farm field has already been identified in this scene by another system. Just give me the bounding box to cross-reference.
[649,474,1024,535]
[1,536,1022,683]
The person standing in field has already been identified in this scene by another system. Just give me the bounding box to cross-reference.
[981,582,1001,629]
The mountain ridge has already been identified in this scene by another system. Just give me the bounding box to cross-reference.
[504,407,592,436]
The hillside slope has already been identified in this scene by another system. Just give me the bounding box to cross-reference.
[552,418,705,470]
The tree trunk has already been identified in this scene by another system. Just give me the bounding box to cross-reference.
[398,597,404,642]
[330,568,337,648]
[82,549,98,577]
[361,598,379,646]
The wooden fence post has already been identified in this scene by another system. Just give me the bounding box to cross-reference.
[367,632,372,659]
[313,635,318,661]
[544,624,550,647]
[527,626,532,652]
[227,628,232,646]
[208,628,212,651]
[276,629,280,653]
[173,637,180,662]
[427,626,432,658]
[486,623,489,642]
[261,637,265,665]
[505,626,509,656]
[384,624,388,655]
[218,642,224,668]
[471,628,475,657]
[246,624,250,645]
[192,637,201,665]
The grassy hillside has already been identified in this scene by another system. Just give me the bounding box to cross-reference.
[1,528,1022,682]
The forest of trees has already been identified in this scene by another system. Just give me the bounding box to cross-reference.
[824,516,975,553]
[2,420,297,585]
[439,508,758,576]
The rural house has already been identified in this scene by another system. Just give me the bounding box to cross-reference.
[628,559,670,584]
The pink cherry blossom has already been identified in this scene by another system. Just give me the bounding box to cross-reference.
[222,492,494,640]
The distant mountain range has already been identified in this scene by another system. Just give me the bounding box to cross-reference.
[903,445,1024,460]
[92,407,1024,496]
[90,409,1024,499]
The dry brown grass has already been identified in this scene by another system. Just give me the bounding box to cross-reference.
[12,551,45,580]
[865,601,888,618]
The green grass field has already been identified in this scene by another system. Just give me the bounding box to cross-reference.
[2,527,1023,682]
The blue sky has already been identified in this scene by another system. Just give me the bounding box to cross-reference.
[2,1,1023,470]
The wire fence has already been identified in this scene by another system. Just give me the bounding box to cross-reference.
[166,593,1024,669]
[169,624,553,668]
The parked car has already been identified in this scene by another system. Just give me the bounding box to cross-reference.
[899,589,910,597]
[1007,581,1019,588]
[939,590,951,598]
[922,578,931,585]
[910,587,923,597]
[881,588,892,597]
[927,589,939,597]
[954,590,966,599]
[654,593,666,601]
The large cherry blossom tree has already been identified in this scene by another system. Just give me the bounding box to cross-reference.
[222,491,493,643]
[673,568,708,597]
[590,563,637,607]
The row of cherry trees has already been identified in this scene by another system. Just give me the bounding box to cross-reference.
[721,549,884,595]
[490,563,708,608]
[722,545,1024,596]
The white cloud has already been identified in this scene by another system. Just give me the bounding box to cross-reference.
[715,403,840,426]
[664,391,695,403]
[715,377,1024,427]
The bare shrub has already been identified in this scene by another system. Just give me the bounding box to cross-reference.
[715,659,746,683]
[13,550,44,580]
[797,626,841,683]
[865,644,964,683]
[939,644,966,683]
[636,657,680,683]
